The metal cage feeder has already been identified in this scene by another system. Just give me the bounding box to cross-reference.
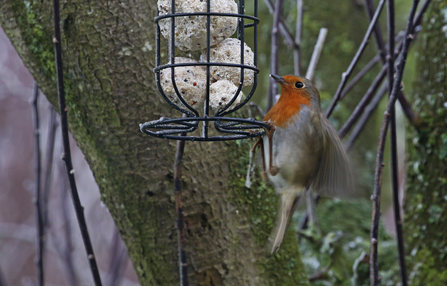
[139,0,269,141]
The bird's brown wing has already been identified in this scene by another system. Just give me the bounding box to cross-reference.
[311,116,355,198]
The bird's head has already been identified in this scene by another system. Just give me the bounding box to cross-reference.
[270,74,321,110]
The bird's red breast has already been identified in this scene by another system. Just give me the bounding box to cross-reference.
[264,86,311,128]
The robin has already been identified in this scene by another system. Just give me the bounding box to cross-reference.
[254,74,354,254]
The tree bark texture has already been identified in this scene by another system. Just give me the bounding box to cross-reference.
[0,0,309,285]
[405,1,447,285]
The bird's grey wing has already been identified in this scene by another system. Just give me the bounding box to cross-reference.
[311,116,355,198]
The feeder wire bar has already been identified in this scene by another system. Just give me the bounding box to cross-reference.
[174,128,189,286]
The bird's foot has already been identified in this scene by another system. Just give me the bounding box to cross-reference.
[265,122,280,176]
[269,165,280,176]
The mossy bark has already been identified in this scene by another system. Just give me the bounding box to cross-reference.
[0,0,310,285]
[405,1,447,285]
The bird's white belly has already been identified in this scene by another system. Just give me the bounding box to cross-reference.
[263,109,324,194]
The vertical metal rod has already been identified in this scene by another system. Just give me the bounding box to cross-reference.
[31,81,44,286]
[294,0,303,76]
[387,0,408,284]
[52,0,102,284]
[203,0,211,138]
[174,122,189,286]
[370,1,419,284]
[254,0,258,68]
[234,0,245,109]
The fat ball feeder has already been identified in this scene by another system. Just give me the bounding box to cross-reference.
[139,0,270,141]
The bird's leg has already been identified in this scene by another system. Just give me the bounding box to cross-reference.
[266,123,279,176]
[252,137,268,181]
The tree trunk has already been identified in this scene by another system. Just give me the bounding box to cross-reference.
[0,0,309,285]
[405,1,447,285]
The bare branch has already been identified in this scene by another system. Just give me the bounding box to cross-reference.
[305,28,328,81]
[263,0,299,50]
[345,85,387,151]
[341,55,380,100]
[370,1,420,284]
[267,0,286,111]
[42,108,58,227]
[386,0,408,284]
[294,0,303,76]
[31,81,44,286]
[338,65,387,139]
[364,0,419,127]
[107,229,128,286]
[52,0,102,284]
[324,0,386,118]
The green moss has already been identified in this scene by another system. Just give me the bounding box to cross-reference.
[228,137,310,285]
[405,1,447,285]
[13,1,55,78]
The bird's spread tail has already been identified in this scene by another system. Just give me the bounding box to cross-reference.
[269,192,300,254]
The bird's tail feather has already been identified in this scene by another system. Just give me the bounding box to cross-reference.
[270,192,300,254]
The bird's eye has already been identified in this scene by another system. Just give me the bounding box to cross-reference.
[295,81,304,88]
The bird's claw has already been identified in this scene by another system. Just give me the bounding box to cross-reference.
[269,166,280,176]
[265,123,279,176]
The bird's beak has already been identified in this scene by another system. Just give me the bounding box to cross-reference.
[270,74,287,85]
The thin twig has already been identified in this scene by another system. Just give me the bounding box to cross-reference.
[42,108,58,227]
[0,265,6,286]
[31,81,44,286]
[52,0,102,284]
[340,55,380,100]
[294,0,303,76]
[107,229,128,286]
[267,0,285,111]
[263,0,299,50]
[174,120,188,286]
[305,28,328,81]
[345,85,387,151]
[364,0,419,127]
[297,195,320,238]
[338,65,387,139]
[59,161,79,286]
[364,0,387,62]
[387,0,408,284]
[248,102,265,117]
[48,228,78,286]
[305,191,318,226]
[324,0,386,118]
[370,2,420,285]
[339,18,426,141]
